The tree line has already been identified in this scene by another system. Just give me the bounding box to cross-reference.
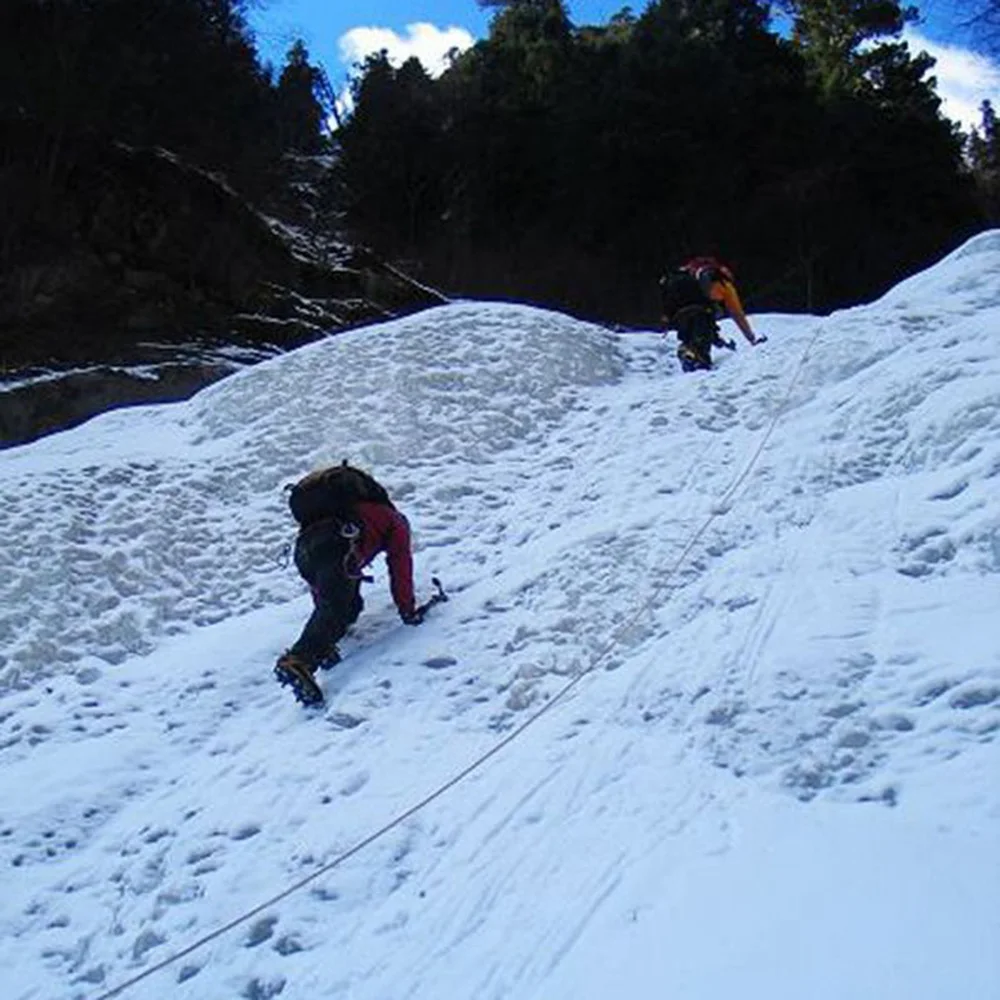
[336,0,998,323]
[2,0,996,330]
[0,0,327,275]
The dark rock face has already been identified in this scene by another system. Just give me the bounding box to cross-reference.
[0,133,445,448]
[1,362,233,446]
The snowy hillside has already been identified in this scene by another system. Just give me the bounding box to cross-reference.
[1,233,999,1000]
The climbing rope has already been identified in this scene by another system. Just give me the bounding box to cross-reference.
[93,320,823,1000]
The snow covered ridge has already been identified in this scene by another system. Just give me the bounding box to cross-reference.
[0,303,625,686]
[0,235,998,1000]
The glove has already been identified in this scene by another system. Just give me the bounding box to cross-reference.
[401,607,425,626]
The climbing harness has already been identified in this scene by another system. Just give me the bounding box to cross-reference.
[338,519,373,582]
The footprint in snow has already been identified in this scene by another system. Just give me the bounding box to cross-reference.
[327,711,366,729]
[423,655,457,670]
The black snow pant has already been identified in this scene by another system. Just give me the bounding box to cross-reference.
[675,307,720,372]
[289,520,364,666]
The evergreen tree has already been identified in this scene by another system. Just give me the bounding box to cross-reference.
[337,52,448,252]
[968,101,1000,221]
[781,0,917,95]
[0,0,331,276]
[334,0,983,321]
[276,40,327,154]
[0,0,278,180]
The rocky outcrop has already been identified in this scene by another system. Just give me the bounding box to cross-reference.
[1,361,234,446]
[0,130,446,447]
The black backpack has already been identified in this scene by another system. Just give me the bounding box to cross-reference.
[287,461,393,528]
[659,267,709,326]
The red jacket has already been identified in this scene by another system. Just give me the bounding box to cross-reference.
[353,500,416,616]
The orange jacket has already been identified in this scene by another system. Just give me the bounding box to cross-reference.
[705,277,757,344]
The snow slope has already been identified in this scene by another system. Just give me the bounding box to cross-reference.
[1,232,998,1000]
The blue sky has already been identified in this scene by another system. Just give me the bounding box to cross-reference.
[249,0,999,131]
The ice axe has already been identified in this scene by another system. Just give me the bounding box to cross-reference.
[415,577,449,618]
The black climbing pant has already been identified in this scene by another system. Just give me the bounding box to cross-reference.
[289,520,364,666]
[675,307,719,372]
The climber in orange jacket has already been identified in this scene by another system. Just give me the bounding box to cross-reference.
[659,257,765,372]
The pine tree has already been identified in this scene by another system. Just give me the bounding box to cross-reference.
[968,100,1000,221]
[276,40,327,154]
[781,0,917,95]
[337,52,447,252]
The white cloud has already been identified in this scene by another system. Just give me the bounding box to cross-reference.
[339,22,476,78]
[333,22,476,122]
[904,28,1000,132]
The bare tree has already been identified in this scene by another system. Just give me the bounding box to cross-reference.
[963,1,1000,55]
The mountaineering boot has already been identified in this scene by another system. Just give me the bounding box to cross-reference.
[678,343,711,372]
[274,651,324,706]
